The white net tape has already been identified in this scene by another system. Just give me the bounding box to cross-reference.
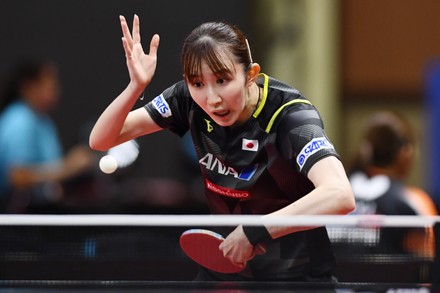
[0,214,438,227]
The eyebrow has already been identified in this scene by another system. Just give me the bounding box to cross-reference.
[185,74,200,83]
[186,66,234,82]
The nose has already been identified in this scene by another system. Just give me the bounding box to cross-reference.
[206,86,222,107]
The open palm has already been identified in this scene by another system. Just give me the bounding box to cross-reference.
[120,15,160,89]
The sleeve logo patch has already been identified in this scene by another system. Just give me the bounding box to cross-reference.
[296,137,334,170]
[152,94,172,118]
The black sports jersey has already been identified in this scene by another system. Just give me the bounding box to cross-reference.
[145,74,339,280]
[349,171,417,253]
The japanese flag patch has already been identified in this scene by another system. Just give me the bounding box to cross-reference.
[242,139,258,152]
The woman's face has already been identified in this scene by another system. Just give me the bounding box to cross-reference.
[23,66,60,113]
[186,53,251,127]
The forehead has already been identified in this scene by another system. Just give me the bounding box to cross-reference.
[203,51,236,74]
[186,48,239,81]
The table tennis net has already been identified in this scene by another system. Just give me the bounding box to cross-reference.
[0,215,438,284]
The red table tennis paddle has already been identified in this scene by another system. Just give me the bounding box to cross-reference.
[179,228,266,274]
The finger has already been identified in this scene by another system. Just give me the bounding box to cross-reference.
[120,15,134,48]
[132,14,141,44]
[121,37,133,60]
[231,261,246,269]
[148,34,160,57]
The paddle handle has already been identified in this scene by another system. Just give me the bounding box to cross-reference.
[255,243,267,255]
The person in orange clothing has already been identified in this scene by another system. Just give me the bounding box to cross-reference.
[348,110,437,256]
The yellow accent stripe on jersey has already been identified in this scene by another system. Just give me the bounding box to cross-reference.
[252,73,269,118]
[265,99,312,133]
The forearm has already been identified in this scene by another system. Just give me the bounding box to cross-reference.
[10,165,63,188]
[89,82,143,151]
[264,184,354,239]
[262,157,355,240]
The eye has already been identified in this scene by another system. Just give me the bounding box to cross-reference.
[217,78,227,85]
[192,81,204,88]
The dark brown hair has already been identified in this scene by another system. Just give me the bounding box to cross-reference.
[181,21,252,83]
[0,58,56,112]
[351,111,415,170]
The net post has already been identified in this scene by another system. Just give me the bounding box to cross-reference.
[433,222,440,285]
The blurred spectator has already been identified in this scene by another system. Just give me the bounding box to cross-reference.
[0,58,96,213]
[348,110,438,256]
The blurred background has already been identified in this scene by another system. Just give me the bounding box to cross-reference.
[0,0,439,214]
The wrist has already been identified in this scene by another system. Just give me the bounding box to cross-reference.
[127,81,147,98]
[242,225,272,246]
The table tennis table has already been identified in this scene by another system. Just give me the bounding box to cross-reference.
[0,280,434,292]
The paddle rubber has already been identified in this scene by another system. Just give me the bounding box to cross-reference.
[179,229,244,274]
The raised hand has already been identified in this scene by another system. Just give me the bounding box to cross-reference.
[120,15,160,90]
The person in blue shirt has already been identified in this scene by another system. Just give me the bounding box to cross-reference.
[0,59,94,213]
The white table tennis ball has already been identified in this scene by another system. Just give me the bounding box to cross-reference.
[99,155,118,174]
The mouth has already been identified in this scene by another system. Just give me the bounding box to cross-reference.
[213,110,230,117]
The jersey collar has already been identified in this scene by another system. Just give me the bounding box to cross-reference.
[252,73,269,119]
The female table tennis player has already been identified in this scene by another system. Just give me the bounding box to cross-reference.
[89,15,355,282]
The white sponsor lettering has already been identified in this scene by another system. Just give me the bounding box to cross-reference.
[199,153,239,178]
[296,137,334,171]
[152,94,172,118]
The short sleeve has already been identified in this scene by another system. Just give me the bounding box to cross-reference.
[276,103,339,175]
[144,81,192,137]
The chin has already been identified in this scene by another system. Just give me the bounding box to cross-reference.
[214,120,234,127]
[211,115,236,127]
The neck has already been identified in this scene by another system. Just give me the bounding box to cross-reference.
[252,83,261,111]
[234,83,261,127]
[366,165,406,180]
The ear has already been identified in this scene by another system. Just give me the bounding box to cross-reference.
[247,63,261,86]
[395,143,415,178]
